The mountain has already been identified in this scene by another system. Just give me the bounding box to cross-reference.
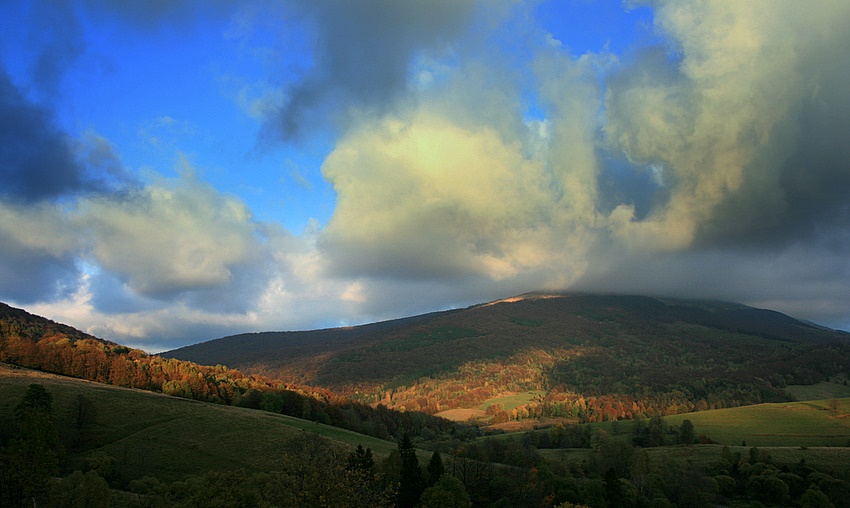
[164,293,850,424]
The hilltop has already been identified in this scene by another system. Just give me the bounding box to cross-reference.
[165,293,850,425]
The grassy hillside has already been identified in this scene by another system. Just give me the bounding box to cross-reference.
[527,397,850,449]
[665,398,850,447]
[787,379,850,401]
[0,363,396,483]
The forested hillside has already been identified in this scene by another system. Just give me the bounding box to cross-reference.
[166,294,850,425]
[0,302,463,444]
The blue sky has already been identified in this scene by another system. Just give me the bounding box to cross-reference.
[2,0,850,352]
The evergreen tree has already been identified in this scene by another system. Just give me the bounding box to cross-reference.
[347,444,375,477]
[397,434,423,508]
[426,451,445,487]
[0,384,64,507]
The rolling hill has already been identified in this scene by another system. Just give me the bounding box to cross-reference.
[0,363,395,481]
[165,293,850,424]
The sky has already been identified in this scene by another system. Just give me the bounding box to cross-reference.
[2,0,850,353]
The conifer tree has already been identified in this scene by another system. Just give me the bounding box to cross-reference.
[397,434,423,508]
[427,451,444,487]
[0,384,64,507]
[347,444,375,477]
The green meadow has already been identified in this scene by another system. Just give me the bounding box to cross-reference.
[0,364,397,482]
[521,398,850,474]
[665,398,850,447]
[477,390,545,411]
[786,380,850,401]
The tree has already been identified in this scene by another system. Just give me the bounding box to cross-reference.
[70,394,97,448]
[427,451,445,487]
[747,474,790,506]
[678,419,695,445]
[347,444,375,477]
[801,485,835,508]
[1,384,64,507]
[828,397,839,414]
[397,434,423,508]
[419,474,471,508]
[52,470,111,508]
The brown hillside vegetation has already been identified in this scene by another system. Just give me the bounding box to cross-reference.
[165,293,850,424]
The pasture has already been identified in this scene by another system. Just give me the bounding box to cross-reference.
[0,363,397,482]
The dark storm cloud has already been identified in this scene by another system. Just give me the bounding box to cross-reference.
[685,9,850,251]
[697,44,850,249]
[0,69,89,203]
[0,70,137,203]
[269,0,478,141]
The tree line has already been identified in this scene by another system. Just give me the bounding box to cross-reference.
[0,326,469,445]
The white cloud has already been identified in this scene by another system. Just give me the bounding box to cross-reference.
[75,167,259,297]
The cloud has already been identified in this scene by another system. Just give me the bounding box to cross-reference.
[265,0,479,141]
[319,110,584,282]
[604,0,850,251]
[26,0,87,99]
[314,0,850,333]
[0,202,81,303]
[0,70,91,202]
[76,165,263,301]
[316,20,610,287]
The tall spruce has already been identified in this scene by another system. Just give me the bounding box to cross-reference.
[426,451,444,487]
[397,434,423,508]
[1,384,64,507]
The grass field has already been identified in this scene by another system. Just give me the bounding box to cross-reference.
[545,398,850,448]
[477,390,545,411]
[786,381,850,401]
[665,398,850,447]
[0,363,399,482]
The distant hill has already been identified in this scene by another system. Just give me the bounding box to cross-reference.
[164,293,850,424]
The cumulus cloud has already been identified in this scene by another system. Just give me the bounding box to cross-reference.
[315,13,612,290]
[319,110,587,283]
[76,167,262,299]
[0,202,81,303]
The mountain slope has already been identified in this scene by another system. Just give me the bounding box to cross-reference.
[164,293,850,422]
